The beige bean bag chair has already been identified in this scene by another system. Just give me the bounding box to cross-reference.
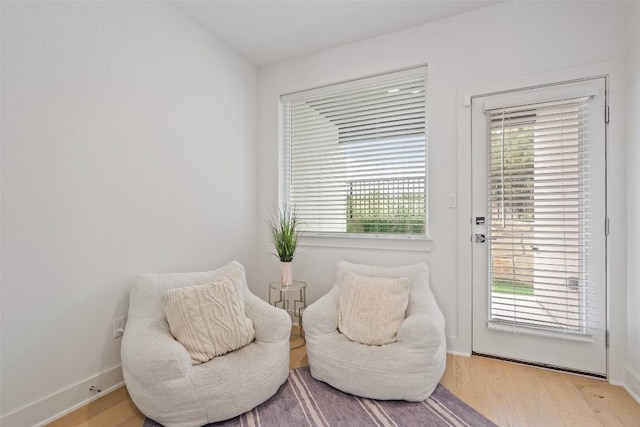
[121,261,291,427]
[303,261,446,401]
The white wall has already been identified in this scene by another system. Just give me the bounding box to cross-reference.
[626,1,640,402]
[0,1,257,424]
[257,0,629,375]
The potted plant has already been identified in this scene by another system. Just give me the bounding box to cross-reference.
[268,206,301,287]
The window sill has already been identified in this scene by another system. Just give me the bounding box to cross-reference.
[487,321,594,343]
[299,233,433,252]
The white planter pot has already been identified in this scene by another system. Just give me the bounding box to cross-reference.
[281,262,293,287]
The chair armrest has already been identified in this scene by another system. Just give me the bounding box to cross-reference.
[302,287,340,336]
[396,313,444,349]
[397,290,446,350]
[121,317,193,382]
[244,293,292,343]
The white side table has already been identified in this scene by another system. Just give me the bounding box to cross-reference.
[269,281,306,349]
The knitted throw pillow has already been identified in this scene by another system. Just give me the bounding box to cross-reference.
[338,271,410,346]
[162,277,255,364]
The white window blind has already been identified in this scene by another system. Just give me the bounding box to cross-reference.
[282,67,427,236]
[486,95,598,336]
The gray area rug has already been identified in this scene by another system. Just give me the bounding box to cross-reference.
[144,367,496,427]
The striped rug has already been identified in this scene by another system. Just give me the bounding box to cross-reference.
[144,367,496,427]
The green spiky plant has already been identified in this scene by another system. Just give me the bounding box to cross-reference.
[268,206,301,262]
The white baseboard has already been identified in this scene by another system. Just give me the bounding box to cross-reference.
[624,367,640,405]
[0,365,124,427]
[447,349,472,357]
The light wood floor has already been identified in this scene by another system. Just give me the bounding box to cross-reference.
[49,333,640,427]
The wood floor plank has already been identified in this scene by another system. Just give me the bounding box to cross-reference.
[47,387,143,427]
[483,357,532,427]
[556,409,604,427]
[289,325,308,369]
[506,363,565,427]
[440,354,481,414]
[537,367,601,425]
[604,382,640,422]
[572,375,640,427]
[537,368,597,414]
[47,349,640,427]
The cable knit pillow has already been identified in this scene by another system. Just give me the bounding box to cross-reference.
[161,276,255,365]
[338,271,410,346]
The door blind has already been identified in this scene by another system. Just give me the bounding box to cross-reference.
[282,68,427,235]
[485,96,598,337]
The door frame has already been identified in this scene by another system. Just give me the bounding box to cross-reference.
[455,60,627,384]
[471,78,608,376]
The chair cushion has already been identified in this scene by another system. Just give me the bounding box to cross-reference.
[338,271,410,345]
[162,276,255,364]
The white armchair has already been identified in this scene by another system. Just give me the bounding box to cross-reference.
[121,261,291,427]
[302,261,446,401]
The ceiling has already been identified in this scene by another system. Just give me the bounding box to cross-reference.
[172,1,501,66]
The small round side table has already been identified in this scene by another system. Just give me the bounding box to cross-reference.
[268,281,307,349]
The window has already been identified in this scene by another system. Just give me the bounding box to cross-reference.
[486,93,601,334]
[281,67,428,237]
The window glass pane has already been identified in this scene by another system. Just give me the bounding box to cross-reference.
[487,99,593,335]
[282,68,428,236]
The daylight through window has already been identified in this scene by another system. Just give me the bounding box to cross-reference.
[281,67,428,236]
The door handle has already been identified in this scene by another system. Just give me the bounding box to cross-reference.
[474,234,498,243]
